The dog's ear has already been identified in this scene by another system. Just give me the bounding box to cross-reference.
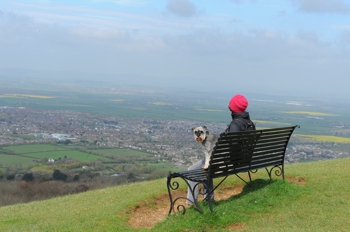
[191,127,196,132]
[202,125,207,130]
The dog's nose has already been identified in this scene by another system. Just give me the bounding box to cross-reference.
[195,131,203,137]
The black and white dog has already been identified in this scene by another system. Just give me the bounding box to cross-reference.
[191,125,218,170]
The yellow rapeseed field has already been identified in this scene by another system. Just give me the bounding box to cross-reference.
[282,111,337,116]
[297,134,350,143]
[253,120,290,125]
[150,102,173,106]
[196,108,223,112]
[1,94,54,99]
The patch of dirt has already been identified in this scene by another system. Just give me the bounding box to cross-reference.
[128,184,245,229]
[227,223,246,231]
[128,193,175,229]
[286,176,307,186]
[128,177,307,229]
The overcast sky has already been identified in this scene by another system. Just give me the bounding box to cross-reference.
[1,0,350,97]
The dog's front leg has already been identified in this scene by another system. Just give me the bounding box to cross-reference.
[203,151,211,170]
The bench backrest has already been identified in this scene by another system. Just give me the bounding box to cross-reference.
[208,126,298,179]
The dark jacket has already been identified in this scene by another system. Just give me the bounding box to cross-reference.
[226,112,255,133]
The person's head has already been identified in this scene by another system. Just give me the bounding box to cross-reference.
[228,94,248,113]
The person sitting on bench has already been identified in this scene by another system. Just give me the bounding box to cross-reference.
[186,94,255,205]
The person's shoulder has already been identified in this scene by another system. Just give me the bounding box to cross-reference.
[229,119,242,132]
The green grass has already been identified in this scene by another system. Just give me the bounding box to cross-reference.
[155,179,306,232]
[1,145,108,162]
[0,145,160,167]
[1,157,350,231]
[147,163,174,168]
[0,144,174,178]
[94,148,154,157]
[0,154,34,167]
[2,144,68,154]
[26,150,107,161]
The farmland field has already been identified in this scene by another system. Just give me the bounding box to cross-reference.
[0,154,34,167]
[93,148,154,157]
[2,144,68,154]
[25,150,108,161]
[297,134,350,143]
[0,144,173,173]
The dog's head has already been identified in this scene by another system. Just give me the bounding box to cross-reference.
[191,125,209,143]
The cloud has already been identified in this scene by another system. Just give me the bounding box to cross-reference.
[71,27,130,41]
[1,0,350,97]
[230,0,258,4]
[159,29,350,93]
[93,0,148,7]
[167,0,196,17]
[162,29,330,61]
[292,0,350,14]
[279,9,287,17]
[340,30,350,46]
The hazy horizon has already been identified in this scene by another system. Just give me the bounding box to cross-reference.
[1,0,350,99]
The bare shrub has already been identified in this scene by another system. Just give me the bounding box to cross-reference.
[18,181,30,190]
[73,184,89,193]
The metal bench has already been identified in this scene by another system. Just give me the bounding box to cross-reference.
[167,125,299,214]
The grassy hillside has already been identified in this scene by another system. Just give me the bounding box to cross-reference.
[1,158,350,231]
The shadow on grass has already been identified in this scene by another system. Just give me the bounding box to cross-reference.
[211,177,305,211]
[193,178,275,210]
[230,178,274,200]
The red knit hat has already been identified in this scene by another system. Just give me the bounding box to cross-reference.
[228,94,248,113]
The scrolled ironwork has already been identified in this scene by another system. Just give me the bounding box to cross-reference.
[271,166,282,177]
[176,204,186,214]
[167,174,205,215]
[173,197,188,215]
[169,195,204,215]
[169,179,180,191]
[265,166,283,180]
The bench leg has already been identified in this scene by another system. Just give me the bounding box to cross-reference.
[167,174,204,215]
[234,173,252,187]
[204,180,215,212]
[265,165,284,180]
[248,171,252,182]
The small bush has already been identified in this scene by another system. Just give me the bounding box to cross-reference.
[52,170,67,181]
[6,174,15,181]
[73,175,79,181]
[22,173,34,182]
